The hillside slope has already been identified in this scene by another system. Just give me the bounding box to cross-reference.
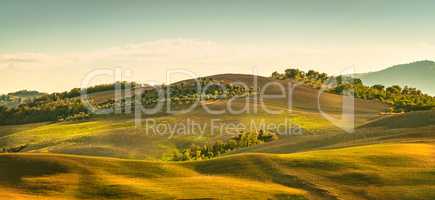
[0,74,387,160]
[0,75,432,200]
[231,110,435,154]
[1,142,434,200]
[354,60,435,95]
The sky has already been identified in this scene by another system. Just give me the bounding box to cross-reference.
[1,0,435,94]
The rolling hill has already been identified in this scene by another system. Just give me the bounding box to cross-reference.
[0,74,387,160]
[1,73,434,199]
[0,141,434,200]
[232,110,435,155]
[354,60,435,95]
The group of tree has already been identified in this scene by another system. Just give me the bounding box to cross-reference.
[0,78,255,125]
[0,99,88,125]
[40,81,139,102]
[138,77,254,107]
[336,80,434,112]
[271,68,435,112]
[172,130,278,161]
[272,69,329,89]
[94,78,254,113]
[0,82,142,125]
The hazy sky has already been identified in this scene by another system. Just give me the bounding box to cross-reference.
[2,0,435,93]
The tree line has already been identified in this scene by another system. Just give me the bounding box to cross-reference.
[99,78,254,110]
[41,81,140,101]
[0,99,88,125]
[271,68,435,112]
[172,130,278,161]
[0,78,254,125]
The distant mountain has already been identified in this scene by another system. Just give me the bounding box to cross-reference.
[7,90,45,98]
[354,60,435,95]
